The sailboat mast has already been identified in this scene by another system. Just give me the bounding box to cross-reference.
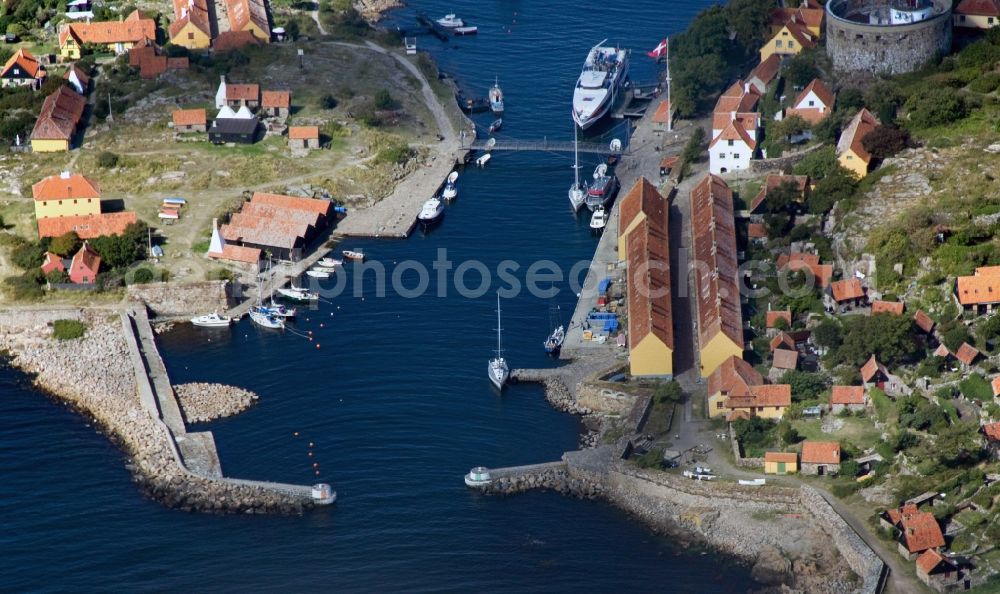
[496,293,503,356]
[573,127,580,188]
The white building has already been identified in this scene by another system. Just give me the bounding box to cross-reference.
[709,120,757,175]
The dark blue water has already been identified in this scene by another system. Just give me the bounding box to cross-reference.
[0,1,761,591]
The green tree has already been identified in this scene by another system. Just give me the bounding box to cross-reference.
[45,269,69,284]
[681,126,706,165]
[89,222,148,269]
[653,380,684,404]
[10,241,45,270]
[49,231,81,256]
[942,324,971,352]
[780,370,829,402]
[863,81,904,124]
[978,314,1000,349]
[837,87,865,113]
[812,319,842,350]
[772,114,811,143]
[778,421,801,445]
[96,151,119,169]
[837,313,919,366]
[284,18,301,41]
[793,145,839,179]
[373,89,397,111]
[785,53,820,89]
[905,88,968,129]
[808,167,857,214]
[861,125,910,160]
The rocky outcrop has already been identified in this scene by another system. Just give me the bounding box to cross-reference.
[354,0,403,22]
[483,467,604,500]
[127,281,231,318]
[175,382,259,423]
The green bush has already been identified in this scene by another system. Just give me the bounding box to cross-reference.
[904,88,968,129]
[969,72,1000,94]
[130,267,155,284]
[373,89,397,111]
[375,144,413,165]
[959,374,992,401]
[319,93,338,109]
[96,151,119,169]
[52,319,87,340]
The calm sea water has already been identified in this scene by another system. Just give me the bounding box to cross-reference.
[0,1,762,591]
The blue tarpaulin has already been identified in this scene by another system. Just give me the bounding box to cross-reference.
[598,278,611,294]
[604,319,618,332]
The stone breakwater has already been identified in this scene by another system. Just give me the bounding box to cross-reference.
[0,311,311,514]
[483,467,605,500]
[175,382,259,423]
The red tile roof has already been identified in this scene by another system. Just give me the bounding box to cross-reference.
[690,174,744,354]
[831,385,865,405]
[765,451,797,463]
[748,222,767,239]
[913,310,935,334]
[250,192,332,215]
[32,172,100,201]
[63,63,89,88]
[37,212,137,239]
[871,300,904,315]
[955,0,1000,16]
[139,55,167,79]
[172,108,207,127]
[770,330,796,352]
[916,549,956,575]
[766,310,792,329]
[992,376,1000,397]
[208,243,261,264]
[69,241,100,283]
[772,348,798,370]
[226,83,260,102]
[933,344,950,358]
[829,278,864,302]
[626,207,673,354]
[60,10,156,46]
[900,510,945,554]
[226,0,270,37]
[709,119,757,150]
[41,252,66,275]
[2,48,45,79]
[801,441,840,464]
[955,342,980,366]
[749,384,792,407]
[652,99,671,124]
[837,108,880,163]
[288,126,319,140]
[170,0,212,39]
[31,85,87,141]
[748,54,782,91]
[262,90,291,109]
[860,355,887,383]
[707,355,762,399]
[129,44,155,67]
[212,30,261,52]
[618,177,665,237]
[982,422,1000,442]
[957,266,1000,305]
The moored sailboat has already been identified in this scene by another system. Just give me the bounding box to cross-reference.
[487,292,509,390]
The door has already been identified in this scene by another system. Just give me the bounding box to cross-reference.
[817,465,825,476]
[777,462,786,475]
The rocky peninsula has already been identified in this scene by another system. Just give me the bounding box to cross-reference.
[175,382,259,424]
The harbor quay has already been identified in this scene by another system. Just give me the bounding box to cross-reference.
[0,308,334,513]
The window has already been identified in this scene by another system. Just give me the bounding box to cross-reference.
[73,199,78,204]
[718,152,725,159]
[990,17,995,24]
[59,200,63,205]
[734,153,741,159]
[776,40,783,48]
[88,198,92,203]
[960,15,966,21]
[727,139,734,147]
[789,41,794,49]
[808,100,814,107]
[188,32,195,40]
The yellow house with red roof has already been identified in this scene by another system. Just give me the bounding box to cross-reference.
[32,171,102,219]
[58,10,156,60]
[837,108,881,179]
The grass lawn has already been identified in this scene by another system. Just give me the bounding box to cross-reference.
[791,416,882,451]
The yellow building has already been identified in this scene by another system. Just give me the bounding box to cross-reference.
[706,355,762,419]
[837,108,880,179]
[31,172,102,220]
[625,194,673,378]
[954,0,1000,29]
[617,177,665,259]
[226,0,271,42]
[764,452,798,475]
[760,22,816,62]
[58,10,157,60]
[725,384,791,420]
[690,174,745,377]
[30,86,86,153]
[170,0,213,49]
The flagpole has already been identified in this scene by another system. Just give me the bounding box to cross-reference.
[665,37,672,133]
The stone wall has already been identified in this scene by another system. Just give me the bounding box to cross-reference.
[801,486,887,594]
[0,308,83,330]
[751,142,827,173]
[826,0,953,75]
[127,281,232,318]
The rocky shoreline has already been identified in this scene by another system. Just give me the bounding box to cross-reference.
[354,0,403,23]
[0,310,313,515]
[175,382,259,423]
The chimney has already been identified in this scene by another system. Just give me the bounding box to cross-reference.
[60,171,71,179]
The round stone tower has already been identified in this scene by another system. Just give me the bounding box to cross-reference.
[825,0,953,75]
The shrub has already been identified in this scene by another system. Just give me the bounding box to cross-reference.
[96,151,119,168]
[130,267,155,284]
[320,93,338,109]
[45,269,69,284]
[969,72,1000,95]
[959,374,992,401]
[49,231,81,257]
[373,89,397,110]
[3,273,43,300]
[861,125,910,160]
[10,240,45,270]
[653,380,684,404]
[904,88,968,129]
[52,319,87,340]
[375,144,412,165]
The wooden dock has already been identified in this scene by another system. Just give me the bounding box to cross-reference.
[460,137,626,155]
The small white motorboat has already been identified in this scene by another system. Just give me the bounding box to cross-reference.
[250,306,284,329]
[417,197,445,226]
[454,25,478,35]
[342,249,365,262]
[464,466,492,487]
[476,153,491,167]
[489,78,504,114]
[436,13,464,28]
[191,312,231,327]
[318,257,343,267]
[488,118,502,134]
[276,286,318,301]
[442,171,458,200]
[589,205,607,231]
[306,269,331,279]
